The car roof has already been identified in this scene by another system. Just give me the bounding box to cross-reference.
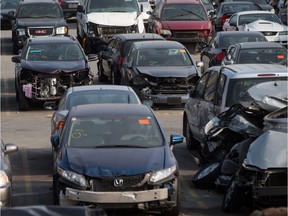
[69,104,153,118]
[217,31,266,37]
[221,64,288,78]
[113,33,165,41]
[132,40,186,49]
[160,0,204,4]
[67,85,136,94]
[236,42,286,49]
[19,0,58,3]
[234,10,274,15]
[27,35,78,44]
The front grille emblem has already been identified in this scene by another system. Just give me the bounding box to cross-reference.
[114,179,124,187]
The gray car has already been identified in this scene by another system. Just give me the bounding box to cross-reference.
[183,64,288,151]
[0,140,18,208]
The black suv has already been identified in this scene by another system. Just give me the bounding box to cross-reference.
[8,0,68,54]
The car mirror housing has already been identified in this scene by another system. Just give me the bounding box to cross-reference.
[87,54,98,62]
[51,134,60,149]
[4,143,18,154]
[170,134,183,145]
[11,55,21,63]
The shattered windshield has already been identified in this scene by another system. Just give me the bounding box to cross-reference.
[162,4,207,21]
[87,0,140,13]
[226,77,288,108]
[17,3,62,18]
[67,115,164,148]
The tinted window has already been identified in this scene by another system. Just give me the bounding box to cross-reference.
[17,3,62,18]
[0,0,19,9]
[87,0,140,13]
[204,71,219,102]
[220,35,266,48]
[221,4,256,13]
[194,72,210,98]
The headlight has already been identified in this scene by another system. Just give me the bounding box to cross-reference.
[16,28,26,36]
[0,171,9,187]
[270,8,275,13]
[160,29,172,36]
[279,31,288,35]
[57,167,87,187]
[56,26,68,35]
[149,165,177,183]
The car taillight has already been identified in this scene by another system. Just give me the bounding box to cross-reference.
[118,56,125,65]
[58,0,62,6]
[220,15,228,24]
[57,120,64,129]
[215,52,225,61]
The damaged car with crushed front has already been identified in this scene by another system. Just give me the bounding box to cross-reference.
[11,35,97,111]
[119,40,202,106]
[51,103,183,215]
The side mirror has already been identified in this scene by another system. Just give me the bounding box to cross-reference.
[196,61,204,68]
[4,143,18,154]
[170,134,183,145]
[11,55,21,63]
[87,54,98,61]
[44,101,57,110]
[51,134,60,149]
[7,11,15,19]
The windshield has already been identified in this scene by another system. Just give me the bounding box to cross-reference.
[238,13,282,25]
[221,4,257,14]
[17,3,62,18]
[162,4,207,21]
[67,90,140,109]
[0,0,19,9]
[87,0,140,13]
[25,44,84,61]
[136,48,193,66]
[226,77,288,107]
[238,48,287,65]
[67,115,163,148]
[220,35,266,48]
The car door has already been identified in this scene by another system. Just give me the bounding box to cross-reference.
[101,38,117,77]
[200,34,219,72]
[222,45,236,65]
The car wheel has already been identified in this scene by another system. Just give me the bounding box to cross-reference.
[53,175,60,205]
[222,175,244,213]
[192,161,221,189]
[18,90,30,111]
[161,178,181,216]
[185,120,200,150]
[97,62,108,82]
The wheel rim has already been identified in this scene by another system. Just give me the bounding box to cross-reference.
[197,163,219,179]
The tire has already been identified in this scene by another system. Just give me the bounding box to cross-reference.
[53,175,60,205]
[222,176,244,213]
[185,120,200,150]
[161,179,181,216]
[192,161,221,189]
[97,62,108,82]
[18,90,30,111]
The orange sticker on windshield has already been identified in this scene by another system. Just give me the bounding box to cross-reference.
[277,55,284,59]
[139,119,150,124]
[179,49,186,53]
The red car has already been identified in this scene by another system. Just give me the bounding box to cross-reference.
[147,0,213,53]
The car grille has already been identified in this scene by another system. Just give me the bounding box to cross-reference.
[152,77,192,94]
[263,170,287,187]
[172,30,199,39]
[28,27,54,36]
[102,26,132,37]
[91,174,148,192]
[261,32,277,36]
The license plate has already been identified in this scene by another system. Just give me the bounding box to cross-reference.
[167,97,181,105]
[68,3,78,8]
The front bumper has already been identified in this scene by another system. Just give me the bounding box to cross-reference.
[65,187,168,204]
[141,93,189,105]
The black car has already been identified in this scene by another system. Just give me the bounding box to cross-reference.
[11,35,97,111]
[0,0,20,30]
[8,0,68,54]
[51,103,183,215]
[223,0,274,11]
[222,41,288,66]
[97,33,165,85]
[120,40,202,106]
[212,1,260,32]
[200,31,267,73]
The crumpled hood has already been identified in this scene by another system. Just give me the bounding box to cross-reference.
[245,130,287,169]
[21,60,87,74]
[16,18,67,27]
[136,66,197,77]
[87,12,138,26]
[65,147,165,177]
[161,20,211,30]
[246,20,285,32]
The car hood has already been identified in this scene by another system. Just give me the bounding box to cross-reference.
[136,66,197,77]
[65,147,165,177]
[245,19,285,31]
[21,60,87,74]
[16,18,67,27]
[161,20,211,30]
[87,12,138,26]
[245,130,287,169]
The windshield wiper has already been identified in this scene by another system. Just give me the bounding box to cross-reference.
[181,8,205,20]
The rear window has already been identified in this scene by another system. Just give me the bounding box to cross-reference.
[221,4,257,14]
[220,35,266,48]
[226,77,288,107]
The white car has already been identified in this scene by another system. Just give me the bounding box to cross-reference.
[222,10,288,47]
